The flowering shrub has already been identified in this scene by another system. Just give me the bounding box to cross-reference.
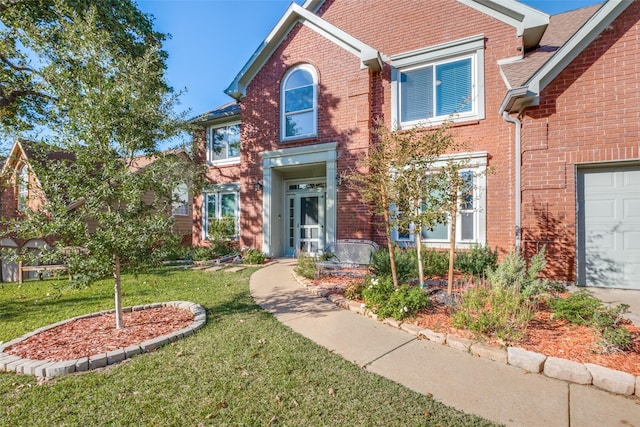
[362,276,428,321]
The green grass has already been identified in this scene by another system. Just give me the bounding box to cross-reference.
[0,268,498,426]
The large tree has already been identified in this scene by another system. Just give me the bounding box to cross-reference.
[1,0,197,329]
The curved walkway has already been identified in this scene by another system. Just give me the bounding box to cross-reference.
[250,259,640,427]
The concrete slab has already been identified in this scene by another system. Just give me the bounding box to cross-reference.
[367,338,570,427]
[569,383,640,426]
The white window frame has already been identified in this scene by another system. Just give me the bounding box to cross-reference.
[171,183,190,216]
[280,64,318,141]
[206,122,241,166]
[202,184,240,241]
[391,152,487,249]
[390,35,485,129]
[17,164,28,212]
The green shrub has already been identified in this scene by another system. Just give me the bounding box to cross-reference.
[371,246,450,283]
[343,281,365,300]
[209,240,236,257]
[376,284,429,321]
[486,248,549,299]
[243,248,265,265]
[208,217,236,241]
[451,282,533,343]
[549,290,601,325]
[421,248,449,277]
[362,276,428,321]
[192,246,213,261]
[551,291,632,352]
[295,254,317,279]
[362,275,395,308]
[454,245,498,276]
[370,247,417,283]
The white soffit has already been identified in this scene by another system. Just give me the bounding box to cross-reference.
[457,0,549,49]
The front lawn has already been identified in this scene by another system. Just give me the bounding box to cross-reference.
[0,267,497,426]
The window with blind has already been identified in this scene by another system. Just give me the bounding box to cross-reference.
[399,56,474,125]
[391,35,485,129]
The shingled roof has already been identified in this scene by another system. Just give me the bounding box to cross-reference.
[190,101,240,124]
[500,4,603,89]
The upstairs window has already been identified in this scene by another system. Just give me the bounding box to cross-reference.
[400,57,473,123]
[207,123,240,165]
[391,35,485,129]
[17,164,28,212]
[281,65,317,141]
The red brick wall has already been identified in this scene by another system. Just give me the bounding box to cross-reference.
[521,2,640,282]
[239,0,520,253]
[191,126,242,247]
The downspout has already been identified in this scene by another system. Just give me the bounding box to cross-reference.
[502,111,522,252]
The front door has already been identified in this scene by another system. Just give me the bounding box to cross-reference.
[286,191,325,256]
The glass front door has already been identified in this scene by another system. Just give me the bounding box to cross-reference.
[286,191,325,256]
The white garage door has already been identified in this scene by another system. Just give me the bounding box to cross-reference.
[577,166,640,289]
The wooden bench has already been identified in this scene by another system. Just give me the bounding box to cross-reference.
[315,239,379,277]
[18,262,69,284]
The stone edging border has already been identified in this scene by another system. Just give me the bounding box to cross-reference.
[0,301,206,378]
[293,273,640,399]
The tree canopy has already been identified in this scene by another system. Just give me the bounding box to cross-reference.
[1,0,200,328]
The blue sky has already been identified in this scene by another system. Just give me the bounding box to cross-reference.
[137,0,603,119]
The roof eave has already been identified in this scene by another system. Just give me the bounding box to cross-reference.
[225,3,382,100]
[526,0,630,96]
[457,0,549,49]
[498,86,537,114]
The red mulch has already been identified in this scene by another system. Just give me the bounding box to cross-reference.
[312,274,640,376]
[5,306,194,362]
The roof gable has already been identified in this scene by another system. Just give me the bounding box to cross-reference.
[500,0,631,113]
[225,3,382,100]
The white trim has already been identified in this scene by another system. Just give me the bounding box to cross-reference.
[500,1,631,114]
[260,142,337,257]
[206,121,241,165]
[225,3,381,100]
[202,183,241,241]
[457,0,549,49]
[529,0,628,95]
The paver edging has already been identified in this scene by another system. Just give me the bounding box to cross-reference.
[0,301,205,378]
[291,271,639,399]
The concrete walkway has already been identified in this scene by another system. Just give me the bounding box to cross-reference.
[250,259,640,427]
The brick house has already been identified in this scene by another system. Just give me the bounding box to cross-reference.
[0,140,193,281]
[192,0,640,289]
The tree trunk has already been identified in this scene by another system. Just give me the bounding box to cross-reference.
[114,253,123,329]
[380,186,399,287]
[416,224,425,289]
[447,182,459,295]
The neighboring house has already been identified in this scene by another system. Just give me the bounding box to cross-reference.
[0,140,193,281]
[191,0,640,290]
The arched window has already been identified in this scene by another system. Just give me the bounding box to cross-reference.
[281,64,317,140]
[17,164,28,211]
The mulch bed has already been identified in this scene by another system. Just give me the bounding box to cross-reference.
[5,306,194,362]
[312,274,640,376]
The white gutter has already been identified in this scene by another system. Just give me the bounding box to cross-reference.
[502,111,522,251]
